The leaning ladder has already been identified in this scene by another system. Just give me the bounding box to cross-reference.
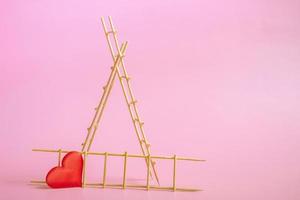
[81,16,160,184]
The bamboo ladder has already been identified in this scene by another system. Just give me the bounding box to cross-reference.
[81,16,160,184]
[31,148,205,191]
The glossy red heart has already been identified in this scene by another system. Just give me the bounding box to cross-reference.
[46,151,83,188]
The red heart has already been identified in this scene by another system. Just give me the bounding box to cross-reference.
[46,151,83,188]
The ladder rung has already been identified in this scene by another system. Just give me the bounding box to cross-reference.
[120,76,130,81]
[114,54,125,59]
[151,160,156,165]
[133,118,144,127]
[94,107,98,110]
[105,30,117,35]
[103,85,107,90]
[88,124,97,130]
[140,140,150,148]
[134,118,144,126]
[129,100,138,105]
[134,118,143,123]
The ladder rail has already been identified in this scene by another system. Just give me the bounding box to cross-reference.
[106,16,160,184]
[107,17,152,151]
[100,17,151,175]
[86,43,128,152]
[84,16,160,184]
[82,43,128,152]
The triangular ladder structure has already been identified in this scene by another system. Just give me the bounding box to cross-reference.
[31,16,205,192]
[81,16,160,184]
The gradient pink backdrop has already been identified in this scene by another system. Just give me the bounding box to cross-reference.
[1,0,300,199]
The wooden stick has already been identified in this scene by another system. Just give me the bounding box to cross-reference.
[81,18,115,152]
[85,42,128,152]
[102,152,108,188]
[83,18,128,152]
[122,152,128,189]
[106,16,159,184]
[104,16,154,181]
[146,154,151,190]
[82,151,87,187]
[106,19,155,181]
[173,155,177,191]
[58,149,62,166]
[30,180,202,192]
[32,148,205,162]
[107,16,160,185]
[86,43,126,151]
[81,27,127,152]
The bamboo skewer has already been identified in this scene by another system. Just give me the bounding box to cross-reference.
[58,149,62,166]
[108,16,160,184]
[104,16,160,185]
[81,42,128,152]
[30,180,202,192]
[32,148,205,162]
[173,155,177,191]
[81,42,127,151]
[122,152,128,189]
[86,43,127,152]
[82,151,88,187]
[102,152,108,188]
[100,17,155,180]
[146,154,151,190]
[82,17,129,153]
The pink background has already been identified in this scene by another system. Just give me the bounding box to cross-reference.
[1,0,300,199]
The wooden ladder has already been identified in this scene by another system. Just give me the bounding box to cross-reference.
[81,16,160,185]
